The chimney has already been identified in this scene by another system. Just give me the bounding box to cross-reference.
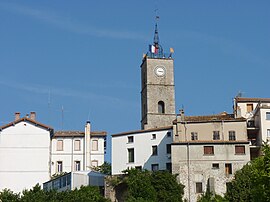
[85,121,91,170]
[180,109,185,121]
[30,112,36,120]
[15,112,20,121]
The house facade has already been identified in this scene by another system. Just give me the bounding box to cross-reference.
[0,112,53,192]
[112,127,173,175]
[172,110,250,201]
[51,121,107,175]
[234,97,270,159]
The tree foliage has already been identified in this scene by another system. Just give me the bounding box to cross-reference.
[225,143,270,202]
[114,168,184,202]
[0,184,109,202]
[92,162,111,175]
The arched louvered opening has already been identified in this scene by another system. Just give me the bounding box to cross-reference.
[158,101,165,114]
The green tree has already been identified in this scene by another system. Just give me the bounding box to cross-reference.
[92,162,111,175]
[0,189,20,202]
[113,168,184,202]
[225,143,270,202]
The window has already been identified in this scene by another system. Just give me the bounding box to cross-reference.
[92,140,98,151]
[74,140,81,151]
[158,101,165,114]
[152,145,158,156]
[212,163,219,169]
[225,163,232,175]
[57,140,63,151]
[267,129,270,138]
[247,104,253,112]
[166,132,171,137]
[166,163,172,172]
[213,131,220,140]
[267,112,270,120]
[229,131,236,141]
[204,146,214,155]
[57,161,63,173]
[191,132,198,140]
[196,182,203,193]
[151,164,159,171]
[74,161,80,171]
[91,160,98,167]
[128,136,134,143]
[166,144,171,154]
[128,148,134,163]
[135,166,142,170]
[152,134,156,139]
[235,146,245,155]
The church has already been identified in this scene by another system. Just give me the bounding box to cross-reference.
[111,20,270,201]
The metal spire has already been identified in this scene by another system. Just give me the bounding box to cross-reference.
[153,15,160,46]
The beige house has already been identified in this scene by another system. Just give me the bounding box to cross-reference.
[234,97,270,159]
[172,110,250,201]
[51,121,107,175]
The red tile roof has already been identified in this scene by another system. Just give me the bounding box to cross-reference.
[235,97,270,103]
[0,117,53,131]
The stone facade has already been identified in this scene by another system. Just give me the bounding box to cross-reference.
[140,57,176,130]
[172,112,250,201]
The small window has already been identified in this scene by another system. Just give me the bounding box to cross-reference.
[267,112,270,120]
[74,161,80,171]
[135,166,142,170]
[166,132,171,137]
[57,161,63,173]
[152,145,158,156]
[212,163,219,169]
[91,160,98,167]
[229,131,236,141]
[191,132,198,140]
[235,146,245,155]
[92,140,98,151]
[166,163,172,172]
[267,129,270,138]
[247,104,253,113]
[158,101,165,114]
[196,182,203,193]
[166,144,171,154]
[74,140,81,151]
[213,131,220,140]
[151,164,159,171]
[57,140,63,151]
[152,134,156,139]
[225,163,232,175]
[128,136,134,143]
[204,146,214,155]
[128,148,134,163]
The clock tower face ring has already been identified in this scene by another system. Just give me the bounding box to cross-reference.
[154,65,166,77]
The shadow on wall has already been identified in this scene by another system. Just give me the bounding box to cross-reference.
[142,132,172,172]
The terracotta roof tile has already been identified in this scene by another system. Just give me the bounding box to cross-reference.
[235,97,270,103]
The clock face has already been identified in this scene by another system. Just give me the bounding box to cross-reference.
[155,66,166,77]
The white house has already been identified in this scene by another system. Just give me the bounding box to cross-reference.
[112,126,173,175]
[0,112,53,193]
[51,121,107,175]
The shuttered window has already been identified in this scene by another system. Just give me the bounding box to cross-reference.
[74,140,81,151]
[92,140,98,151]
[204,146,214,155]
[235,146,245,154]
[57,140,63,151]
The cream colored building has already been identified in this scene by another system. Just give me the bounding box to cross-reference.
[234,97,270,159]
[51,121,107,175]
[172,110,250,201]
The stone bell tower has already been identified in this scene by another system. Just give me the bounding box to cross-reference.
[140,21,176,130]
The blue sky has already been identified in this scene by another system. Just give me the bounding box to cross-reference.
[0,1,269,161]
